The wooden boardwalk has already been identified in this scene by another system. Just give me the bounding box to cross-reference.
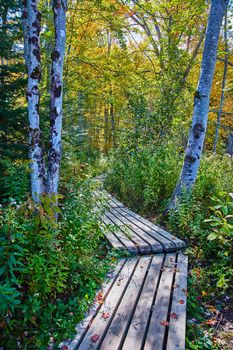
[64,188,188,350]
[99,190,186,255]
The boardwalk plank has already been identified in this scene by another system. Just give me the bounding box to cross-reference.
[122,254,164,350]
[78,258,138,350]
[105,210,151,254]
[144,253,176,350]
[121,207,186,249]
[66,259,126,350]
[100,257,151,349]
[102,215,138,253]
[114,207,175,252]
[110,208,164,253]
[167,254,188,350]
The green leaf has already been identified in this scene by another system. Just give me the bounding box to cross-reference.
[207,232,218,241]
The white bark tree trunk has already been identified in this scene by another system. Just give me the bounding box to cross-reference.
[170,0,229,206]
[22,0,29,70]
[47,0,67,197]
[213,11,228,154]
[26,0,45,202]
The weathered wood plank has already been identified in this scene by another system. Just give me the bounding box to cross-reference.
[167,254,188,350]
[102,215,138,254]
[122,254,164,350]
[114,207,175,252]
[121,207,186,249]
[102,190,126,208]
[66,259,126,350]
[78,258,138,350]
[105,210,151,254]
[100,257,151,349]
[144,253,176,350]
[110,208,164,253]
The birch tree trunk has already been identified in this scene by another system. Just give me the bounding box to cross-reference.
[169,0,229,207]
[26,0,45,202]
[213,11,228,153]
[47,0,67,197]
[22,0,29,70]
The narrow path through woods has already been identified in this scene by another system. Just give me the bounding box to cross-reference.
[63,180,188,350]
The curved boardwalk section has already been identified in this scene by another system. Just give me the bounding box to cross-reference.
[64,189,188,350]
[99,190,186,254]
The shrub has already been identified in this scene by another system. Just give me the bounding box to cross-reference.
[0,159,30,203]
[105,142,182,213]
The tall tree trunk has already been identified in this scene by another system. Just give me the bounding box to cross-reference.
[26,0,45,202]
[169,0,229,207]
[213,11,228,153]
[104,105,109,154]
[22,0,29,70]
[109,88,116,148]
[47,0,67,197]
[77,90,86,144]
[110,102,116,148]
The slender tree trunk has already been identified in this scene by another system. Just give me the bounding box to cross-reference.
[77,90,86,144]
[47,0,67,197]
[26,0,45,202]
[104,105,109,154]
[169,0,229,207]
[109,88,116,148]
[110,103,115,148]
[213,11,228,153]
[22,0,29,70]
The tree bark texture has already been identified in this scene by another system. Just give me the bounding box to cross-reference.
[26,0,45,202]
[47,0,67,196]
[170,0,229,205]
[213,11,228,153]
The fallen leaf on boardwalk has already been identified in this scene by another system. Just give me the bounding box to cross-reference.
[173,284,180,289]
[160,320,169,326]
[170,312,179,319]
[101,312,110,319]
[182,288,188,296]
[179,299,185,304]
[95,291,103,304]
[91,334,100,343]
[173,268,180,273]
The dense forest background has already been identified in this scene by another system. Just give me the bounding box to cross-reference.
[0,0,233,349]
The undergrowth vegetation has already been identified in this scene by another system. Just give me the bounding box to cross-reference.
[0,179,114,349]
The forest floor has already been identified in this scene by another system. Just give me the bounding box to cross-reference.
[215,297,233,349]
